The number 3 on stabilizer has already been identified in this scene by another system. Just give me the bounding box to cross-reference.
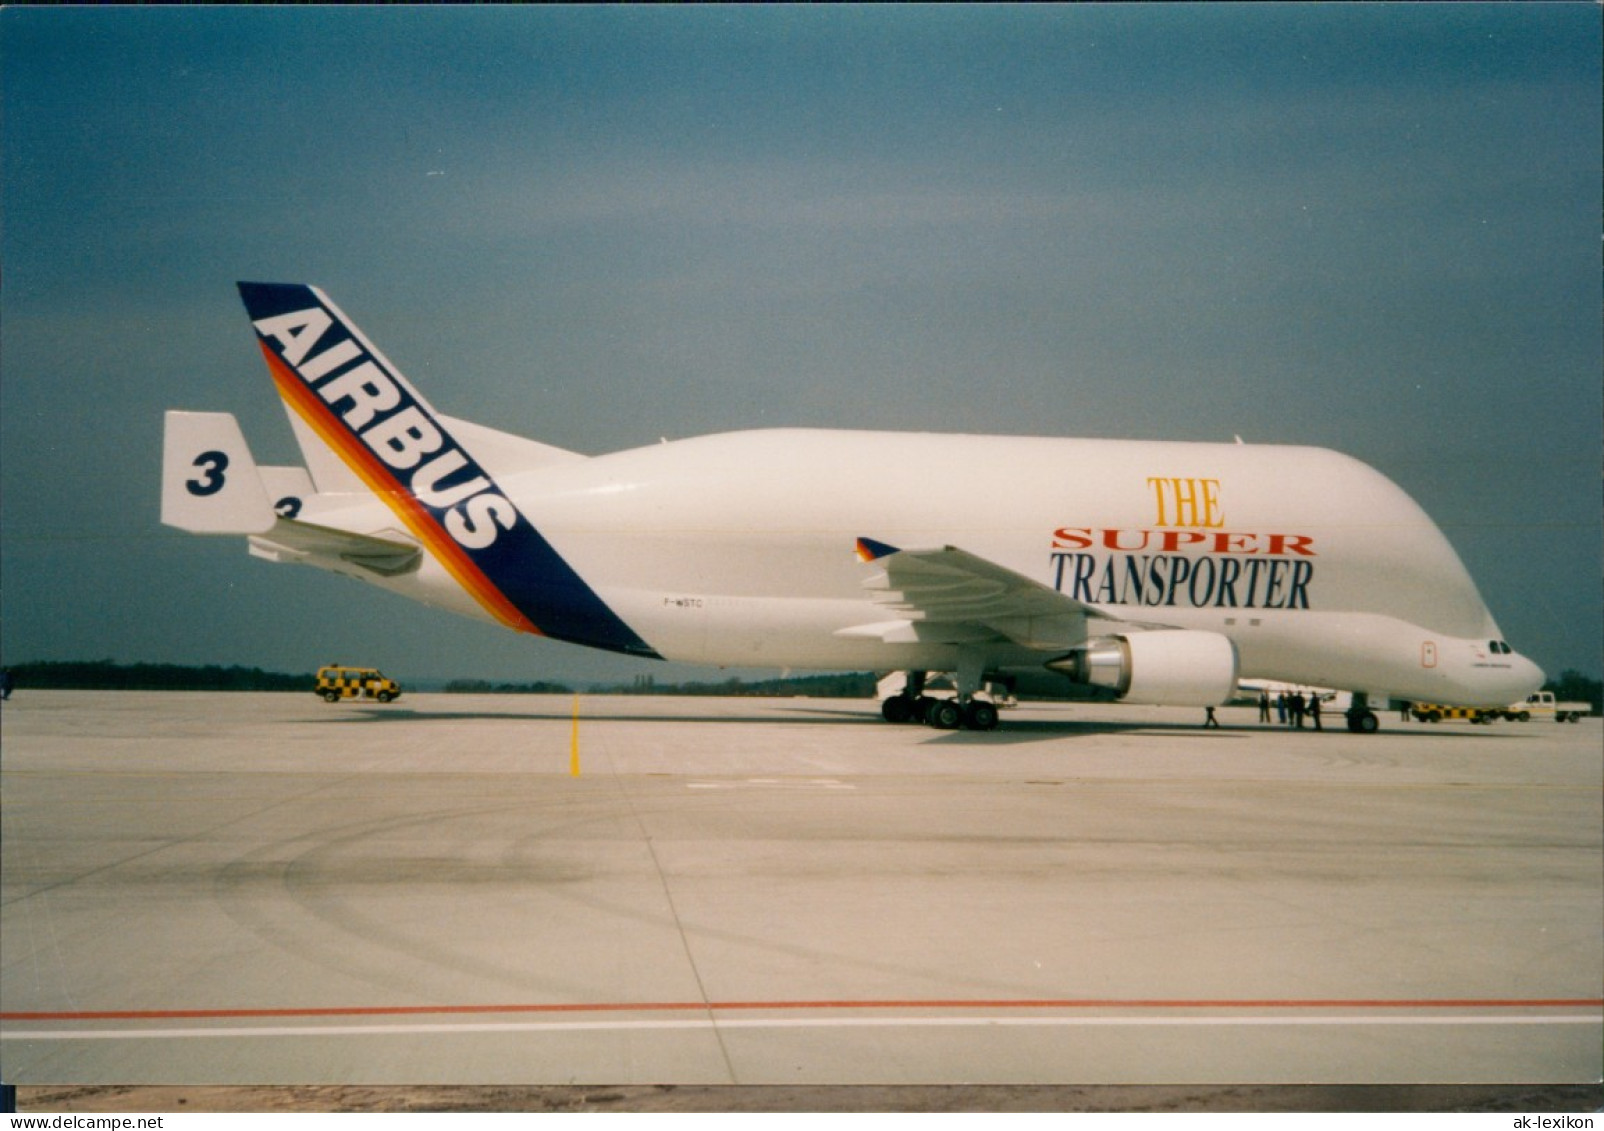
[160,411,277,534]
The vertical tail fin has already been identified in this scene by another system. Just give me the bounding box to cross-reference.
[235,283,658,657]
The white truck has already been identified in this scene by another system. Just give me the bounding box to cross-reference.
[1498,690,1590,723]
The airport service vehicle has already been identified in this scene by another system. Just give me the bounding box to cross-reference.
[1409,702,1497,724]
[1498,690,1589,723]
[1411,691,1589,724]
[160,283,1544,732]
[315,665,401,704]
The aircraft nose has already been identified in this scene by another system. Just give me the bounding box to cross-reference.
[1513,653,1546,698]
[1491,651,1546,705]
[1465,645,1545,707]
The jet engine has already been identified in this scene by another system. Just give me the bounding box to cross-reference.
[1046,630,1239,706]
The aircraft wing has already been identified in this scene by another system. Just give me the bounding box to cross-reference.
[840,538,1154,650]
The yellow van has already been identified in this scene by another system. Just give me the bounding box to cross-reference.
[315,666,402,703]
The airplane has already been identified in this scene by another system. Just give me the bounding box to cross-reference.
[161,282,1544,733]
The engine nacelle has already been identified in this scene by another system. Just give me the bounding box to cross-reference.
[1046,630,1239,707]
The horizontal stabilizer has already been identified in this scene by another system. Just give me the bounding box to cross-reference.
[249,519,421,577]
[258,466,316,517]
[161,411,276,534]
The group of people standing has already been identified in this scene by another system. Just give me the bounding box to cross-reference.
[1258,688,1322,730]
[1204,688,1326,729]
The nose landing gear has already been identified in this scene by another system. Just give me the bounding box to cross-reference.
[1344,690,1381,733]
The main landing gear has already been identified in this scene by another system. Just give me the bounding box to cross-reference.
[880,671,1001,731]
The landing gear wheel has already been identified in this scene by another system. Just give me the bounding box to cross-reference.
[926,699,963,730]
[962,700,1000,731]
[881,695,914,724]
[1346,709,1379,734]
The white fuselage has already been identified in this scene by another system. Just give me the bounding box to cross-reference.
[331,427,1541,708]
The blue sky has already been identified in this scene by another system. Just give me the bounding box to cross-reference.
[2,5,1599,687]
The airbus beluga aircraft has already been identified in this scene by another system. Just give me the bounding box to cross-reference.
[161,283,1543,732]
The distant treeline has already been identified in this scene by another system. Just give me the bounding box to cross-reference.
[444,678,576,695]
[6,660,312,692]
[1547,670,1604,713]
[603,672,879,698]
[444,673,878,698]
[4,661,877,699]
[14,661,1592,709]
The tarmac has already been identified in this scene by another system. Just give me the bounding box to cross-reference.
[1,691,1599,1087]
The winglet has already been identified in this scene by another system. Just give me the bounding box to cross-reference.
[855,536,901,563]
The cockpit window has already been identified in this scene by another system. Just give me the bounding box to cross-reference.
[1488,640,1512,655]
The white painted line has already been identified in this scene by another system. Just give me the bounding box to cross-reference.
[5,1014,1599,1041]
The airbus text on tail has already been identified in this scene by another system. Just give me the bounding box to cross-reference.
[236,282,657,657]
